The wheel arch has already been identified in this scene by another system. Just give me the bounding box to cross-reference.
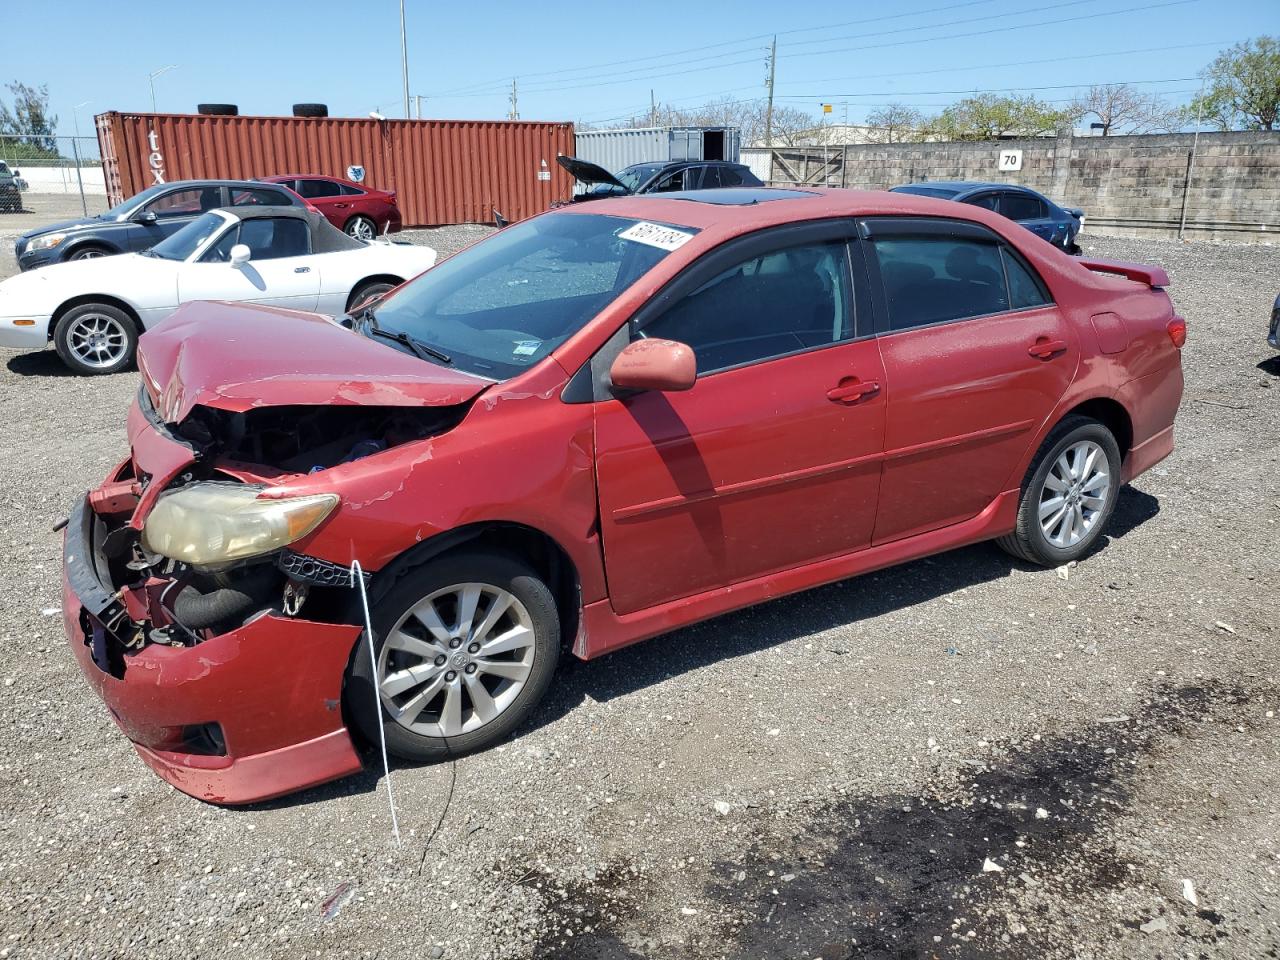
[366,521,582,651]
[60,239,120,260]
[1061,396,1133,462]
[49,294,143,342]
[345,274,405,311]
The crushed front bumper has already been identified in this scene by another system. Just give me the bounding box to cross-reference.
[62,492,364,804]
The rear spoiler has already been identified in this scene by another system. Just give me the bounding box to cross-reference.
[1078,258,1169,289]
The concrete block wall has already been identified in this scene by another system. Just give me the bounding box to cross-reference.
[769,131,1280,241]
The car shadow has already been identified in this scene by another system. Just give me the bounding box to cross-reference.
[534,488,1160,729]
[262,486,1162,810]
[1257,356,1280,377]
[6,350,76,377]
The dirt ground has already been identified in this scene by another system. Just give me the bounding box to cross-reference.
[0,228,1276,960]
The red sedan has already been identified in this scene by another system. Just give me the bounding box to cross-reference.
[259,174,402,240]
[61,188,1184,803]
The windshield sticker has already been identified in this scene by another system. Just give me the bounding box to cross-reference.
[618,221,694,252]
[513,339,541,357]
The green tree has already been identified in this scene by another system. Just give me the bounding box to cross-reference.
[927,93,1069,141]
[1188,36,1280,130]
[0,81,59,155]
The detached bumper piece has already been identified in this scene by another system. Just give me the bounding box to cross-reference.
[62,493,364,804]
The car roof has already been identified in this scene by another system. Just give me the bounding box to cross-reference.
[160,178,295,189]
[555,187,1030,238]
[626,159,747,171]
[897,180,1042,195]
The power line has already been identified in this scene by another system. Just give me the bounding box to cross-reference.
[433,0,1003,97]
[779,76,1199,99]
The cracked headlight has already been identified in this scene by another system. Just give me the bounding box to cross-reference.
[27,232,67,251]
[141,483,338,566]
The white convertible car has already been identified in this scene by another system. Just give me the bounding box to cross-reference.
[0,205,438,375]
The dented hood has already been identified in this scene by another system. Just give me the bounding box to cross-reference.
[139,301,492,423]
[556,155,628,191]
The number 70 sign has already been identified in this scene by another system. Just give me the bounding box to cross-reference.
[998,149,1023,171]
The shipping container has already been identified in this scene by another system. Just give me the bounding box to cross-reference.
[573,126,741,174]
[95,112,576,227]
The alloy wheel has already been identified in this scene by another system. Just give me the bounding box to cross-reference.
[1038,439,1111,548]
[347,217,376,241]
[66,313,129,369]
[72,248,104,260]
[377,583,536,738]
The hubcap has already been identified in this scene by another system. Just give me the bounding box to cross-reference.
[67,313,128,368]
[1038,440,1110,548]
[377,583,535,738]
[348,218,375,241]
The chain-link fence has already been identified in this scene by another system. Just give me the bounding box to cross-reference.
[0,134,109,224]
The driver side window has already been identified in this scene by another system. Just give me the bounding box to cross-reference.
[640,240,855,374]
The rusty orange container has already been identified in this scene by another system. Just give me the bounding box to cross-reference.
[95,112,575,226]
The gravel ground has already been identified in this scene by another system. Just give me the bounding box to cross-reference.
[0,230,1276,960]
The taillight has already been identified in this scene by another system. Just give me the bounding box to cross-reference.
[1167,316,1187,349]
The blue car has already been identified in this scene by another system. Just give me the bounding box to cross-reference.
[890,181,1084,254]
[1269,292,1279,351]
[14,179,305,271]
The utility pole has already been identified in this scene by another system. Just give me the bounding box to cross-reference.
[413,95,425,120]
[764,36,777,147]
[147,65,177,113]
[650,89,657,126]
[508,79,519,121]
[399,0,411,119]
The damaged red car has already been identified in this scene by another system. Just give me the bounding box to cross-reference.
[62,187,1185,803]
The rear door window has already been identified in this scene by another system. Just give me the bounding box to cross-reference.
[296,179,343,199]
[230,187,292,206]
[1000,192,1046,221]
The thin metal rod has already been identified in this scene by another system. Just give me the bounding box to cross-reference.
[70,138,87,217]
[350,560,401,845]
[400,0,411,120]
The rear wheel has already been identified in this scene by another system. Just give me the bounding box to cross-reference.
[348,278,398,312]
[52,303,138,375]
[345,215,378,241]
[346,551,560,761]
[997,416,1121,566]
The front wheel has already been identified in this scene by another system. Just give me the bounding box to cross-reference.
[997,416,1121,566]
[52,303,138,375]
[346,551,561,761]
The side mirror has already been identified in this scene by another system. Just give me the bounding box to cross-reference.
[134,210,158,224]
[11,169,18,177]
[609,338,696,393]
[229,244,251,266]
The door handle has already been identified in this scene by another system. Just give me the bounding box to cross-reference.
[1028,337,1067,359]
[294,266,311,273]
[826,378,880,403]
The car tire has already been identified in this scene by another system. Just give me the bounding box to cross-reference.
[345,215,378,241]
[348,279,399,312]
[66,244,110,262]
[996,415,1122,567]
[52,303,138,376]
[346,550,561,762]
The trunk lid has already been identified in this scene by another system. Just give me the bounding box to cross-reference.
[139,300,492,424]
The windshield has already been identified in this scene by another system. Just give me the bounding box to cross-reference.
[147,212,228,261]
[101,183,170,219]
[617,163,665,192]
[368,212,695,379]
[891,185,961,200]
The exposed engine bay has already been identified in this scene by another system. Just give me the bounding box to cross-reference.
[78,389,471,674]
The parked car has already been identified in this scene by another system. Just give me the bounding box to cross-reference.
[258,174,402,241]
[0,205,435,375]
[13,179,306,271]
[60,186,1184,803]
[1269,292,1280,350]
[890,181,1084,254]
[557,156,763,201]
[0,161,21,212]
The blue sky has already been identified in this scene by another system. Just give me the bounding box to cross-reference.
[1,0,1273,141]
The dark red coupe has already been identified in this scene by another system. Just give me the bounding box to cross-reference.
[259,174,402,240]
[61,187,1184,803]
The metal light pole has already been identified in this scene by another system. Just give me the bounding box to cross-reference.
[399,0,410,119]
[148,65,178,113]
[72,100,92,138]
